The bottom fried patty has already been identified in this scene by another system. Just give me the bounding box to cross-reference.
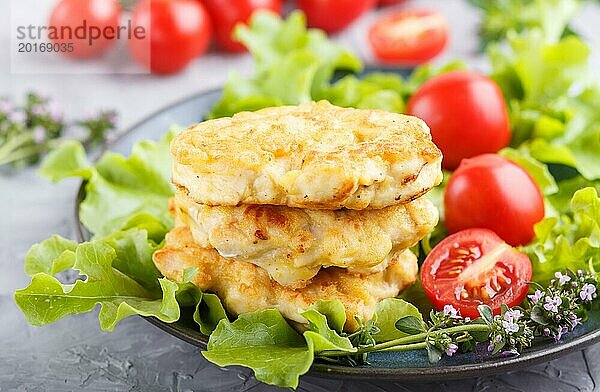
[153,226,418,331]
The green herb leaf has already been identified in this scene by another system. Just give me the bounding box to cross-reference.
[395,316,426,335]
[203,309,314,389]
[373,298,424,342]
[478,305,494,325]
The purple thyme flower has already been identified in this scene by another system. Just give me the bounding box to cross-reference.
[570,314,582,328]
[544,296,562,313]
[48,102,63,122]
[528,289,544,303]
[30,104,46,116]
[580,283,596,301]
[8,110,26,124]
[555,272,571,286]
[445,343,458,357]
[502,320,519,334]
[0,99,13,113]
[443,304,460,319]
[32,126,46,144]
[503,309,523,323]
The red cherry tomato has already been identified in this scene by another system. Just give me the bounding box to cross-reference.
[368,9,448,65]
[421,228,532,319]
[378,0,407,5]
[129,0,212,75]
[297,0,376,34]
[202,0,282,52]
[48,0,122,59]
[444,154,545,246]
[407,71,511,170]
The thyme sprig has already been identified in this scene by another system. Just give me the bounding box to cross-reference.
[317,269,598,364]
[0,92,117,169]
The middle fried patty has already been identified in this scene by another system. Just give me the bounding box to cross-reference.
[173,189,438,288]
[152,225,418,331]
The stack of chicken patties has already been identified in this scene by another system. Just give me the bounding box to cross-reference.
[153,101,443,331]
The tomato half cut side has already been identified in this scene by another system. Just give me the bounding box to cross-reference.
[421,228,532,319]
[368,9,448,65]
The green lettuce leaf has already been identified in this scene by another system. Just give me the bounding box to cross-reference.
[207,11,361,119]
[102,228,163,293]
[203,309,314,389]
[38,131,175,237]
[300,305,355,353]
[24,235,77,276]
[307,299,346,333]
[15,240,180,331]
[469,0,580,49]
[372,298,424,342]
[522,187,600,284]
[193,292,228,336]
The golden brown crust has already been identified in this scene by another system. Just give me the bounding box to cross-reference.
[171,100,443,210]
[173,190,437,287]
[152,226,418,331]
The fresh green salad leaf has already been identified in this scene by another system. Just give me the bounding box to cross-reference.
[522,187,600,283]
[208,11,361,119]
[102,227,163,294]
[39,131,176,237]
[307,299,346,333]
[203,309,314,389]
[300,306,355,353]
[15,238,180,331]
[372,298,424,342]
[193,292,228,336]
[490,30,600,181]
[24,235,77,276]
[469,0,580,48]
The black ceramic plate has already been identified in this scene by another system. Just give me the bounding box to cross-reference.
[75,88,600,381]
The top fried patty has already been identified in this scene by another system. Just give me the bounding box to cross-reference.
[171,100,443,210]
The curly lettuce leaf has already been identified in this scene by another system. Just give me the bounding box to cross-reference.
[24,235,77,276]
[469,0,580,48]
[490,29,600,181]
[15,239,180,331]
[203,309,314,389]
[372,298,423,342]
[208,11,361,119]
[522,187,600,284]
[38,132,175,237]
[193,292,228,336]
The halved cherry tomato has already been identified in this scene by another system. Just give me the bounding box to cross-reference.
[407,71,511,170]
[202,0,282,52]
[421,228,532,319]
[368,9,448,65]
[298,0,376,34]
[444,154,545,246]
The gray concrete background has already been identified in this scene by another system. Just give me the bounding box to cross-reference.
[1,0,600,390]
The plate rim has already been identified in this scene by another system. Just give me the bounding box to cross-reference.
[73,86,600,382]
